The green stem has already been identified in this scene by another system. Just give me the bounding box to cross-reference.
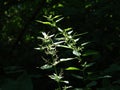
[54,66,62,90]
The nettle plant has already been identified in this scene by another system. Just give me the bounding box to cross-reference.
[35,15,97,90]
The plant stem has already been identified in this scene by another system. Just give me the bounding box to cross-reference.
[54,66,62,90]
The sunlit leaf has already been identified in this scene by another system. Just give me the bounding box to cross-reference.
[55,17,64,23]
[36,20,52,26]
[40,64,53,70]
[61,80,69,84]
[65,67,80,70]
[73,50,81,56]
[52,15,62,20]
[81,42,90,46]
[49,34,55,38]
[74,38,79,42]
[37,37,44,40]
[82,62,87,67]
[54,41,65,45]
[55,37,65,40]
[85,3,92,8]
[60,58,75,62]
[34,48,40,50]
[49,73,63,82]
[57,27,63,32]
[68,30,73,34]
[56,45,71,49]
[64,28,72,31]
[41,32,48,38]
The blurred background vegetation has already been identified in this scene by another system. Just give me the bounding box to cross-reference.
[0,0,120,90]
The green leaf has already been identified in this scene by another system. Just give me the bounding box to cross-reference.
[54,41,65,45]
[52,15,62,20]
[82,50,99,56]
[34,48,40,50]
[41,32,48,39]
[49,73,63,82]
[64,28,72,31]
[68,30,73,34]
[40,64,53,70]
[43,15,52,20]
[65,67,80,70]
[86,81,97,88]
[74,38,79,42]
[55,17,64,23]
[60,58,75,62]
[57,27,63,32]
[81,42,90,46]
[73,50,81,56]
[36,20,54,26]
[98,75,112,79]
[71,74,83,79]
[56,45,71,49]
[86,63,95,68]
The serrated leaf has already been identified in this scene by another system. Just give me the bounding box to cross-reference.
[65,67,80,70]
